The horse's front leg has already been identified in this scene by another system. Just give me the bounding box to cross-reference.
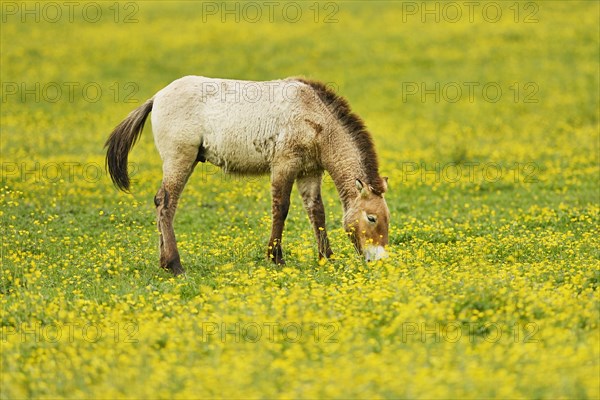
[267,166,296,265]
[297,173,333,260]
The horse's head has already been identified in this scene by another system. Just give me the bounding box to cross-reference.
[344,178,390,262]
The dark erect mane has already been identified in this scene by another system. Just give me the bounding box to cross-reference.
[296,78,385,195]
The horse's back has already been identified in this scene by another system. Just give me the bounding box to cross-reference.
[151,76,320,173]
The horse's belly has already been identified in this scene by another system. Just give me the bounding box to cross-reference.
[202,124,279,174]
[205,147,271,174]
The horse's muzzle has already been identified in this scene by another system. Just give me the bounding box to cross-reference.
[364,245,388,262]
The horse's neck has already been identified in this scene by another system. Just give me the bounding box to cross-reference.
[320,127,363,213]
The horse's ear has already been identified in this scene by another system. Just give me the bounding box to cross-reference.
[356,179,369,198]
[355,179,363,191]
[382,176,389,192]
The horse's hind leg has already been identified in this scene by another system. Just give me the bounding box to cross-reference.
[154,148,198,275]
[297,173,333,260]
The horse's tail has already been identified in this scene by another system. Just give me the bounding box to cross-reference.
[105,98,154,192]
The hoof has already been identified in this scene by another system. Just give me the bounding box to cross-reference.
[161,256,185,276]
[268,243,285,265]
[320,249,334,259]
[268,253,285,266]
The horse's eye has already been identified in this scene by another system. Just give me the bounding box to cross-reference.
[367,215,377,223]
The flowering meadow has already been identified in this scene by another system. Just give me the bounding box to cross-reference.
[1,1,598,398]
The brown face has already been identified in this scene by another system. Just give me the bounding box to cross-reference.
[344,179,390,261]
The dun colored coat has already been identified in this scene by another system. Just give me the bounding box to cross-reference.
[105,76,390,275]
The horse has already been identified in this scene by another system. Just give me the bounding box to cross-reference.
[105,76,390,275]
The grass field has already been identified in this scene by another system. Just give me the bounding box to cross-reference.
[1,1,599,398]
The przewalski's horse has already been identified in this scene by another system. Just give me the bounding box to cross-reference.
[105,76,390,275]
